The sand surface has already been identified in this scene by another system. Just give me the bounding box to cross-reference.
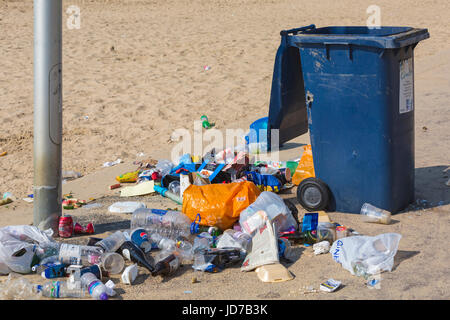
[0,0,449,300]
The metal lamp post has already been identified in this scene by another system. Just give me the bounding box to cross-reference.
[33,0,62,232]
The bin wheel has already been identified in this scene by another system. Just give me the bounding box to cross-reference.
[296,177,330,211]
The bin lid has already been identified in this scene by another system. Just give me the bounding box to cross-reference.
[288,26,429,49]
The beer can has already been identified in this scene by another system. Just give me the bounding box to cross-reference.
[58,215,73,238]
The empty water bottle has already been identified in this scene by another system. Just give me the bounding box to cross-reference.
[131,208,192,240]
[37,280,86,298]
[58,244,104,266]
[80,272,108,300]
[152,233,193,262]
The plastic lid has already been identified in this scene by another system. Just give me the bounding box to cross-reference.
[100,292,108,300]
[36,285,42,292]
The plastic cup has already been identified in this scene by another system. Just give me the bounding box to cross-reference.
[360,203,391,225]
[100,252,125,274]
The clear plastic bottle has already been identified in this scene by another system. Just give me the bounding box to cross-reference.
[154,234,194,262]
[95,230,126,253]
[80,272,109,300]
[37,280,86,298]
[58,244,104,266]
[223,229,252,252]
[131,208,192,240]
[168,181,181,195]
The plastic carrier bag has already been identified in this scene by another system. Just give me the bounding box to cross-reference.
[330,233,402,275]
[182,181,261,230]
[238,191,298,235]
[0,225,54,275]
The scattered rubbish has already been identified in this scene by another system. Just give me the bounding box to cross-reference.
[0,151,7,157]
[74,222,95,235]
[81,272,109,300]
[201,115,215,129]
[360,203,392,225]
[121,264,139,285]
[120,180,155,197]
[120,241,154,273]
[103,158,122,168]
[82,202,103,210]
[336,226,349,239]
[58,215,74,238]
[313,241,330,255]
[108,201,146,214]
[131,208,192,240]
[183,181,261,230]
[116,170,140,183]
[0,198,13,206]
[22,197,33,203]
[302,286,319,294]
[184,290,192,294]
[241,220,279,272]
[203,65,211,71]
[99,252,125,274]
[154,185,182,205]
[152,252,180,276]
[239,191,298,236]
[255,263,294,283]
[109,183,121,190]
[320,279,342,293]
[105,280,117,296]
[130,228,152,253]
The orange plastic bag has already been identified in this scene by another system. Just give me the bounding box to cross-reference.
[292,144,315,185]
[182,181,261,230]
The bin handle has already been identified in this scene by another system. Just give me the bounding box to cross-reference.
[280,24,316,36]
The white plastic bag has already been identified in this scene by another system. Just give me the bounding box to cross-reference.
[239,192,298,235]
[330,233,402,275]
[0,225,55,275]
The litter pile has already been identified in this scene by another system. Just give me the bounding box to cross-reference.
[0,146,403,299]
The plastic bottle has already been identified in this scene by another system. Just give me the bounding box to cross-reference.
[37,281,86,298]
[130,208,192,240]
[153,234,193,262]
[223,229,252,252]
[155,159,174,177]
[58,243,104,266]
[95,230,126,253]
[168,181,181,195]
[80,272,108,300]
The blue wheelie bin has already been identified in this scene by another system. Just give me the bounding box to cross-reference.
[266,25,429,214]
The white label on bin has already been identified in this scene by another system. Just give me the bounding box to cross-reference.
[399,58,414,114]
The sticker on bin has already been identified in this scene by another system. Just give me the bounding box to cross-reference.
[399,58,414,114]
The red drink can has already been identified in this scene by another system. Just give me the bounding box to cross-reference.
[59,215,74,238]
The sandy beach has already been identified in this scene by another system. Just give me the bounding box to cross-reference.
[0,0,449,301]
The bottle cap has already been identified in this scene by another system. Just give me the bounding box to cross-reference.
[100,292,108,300]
